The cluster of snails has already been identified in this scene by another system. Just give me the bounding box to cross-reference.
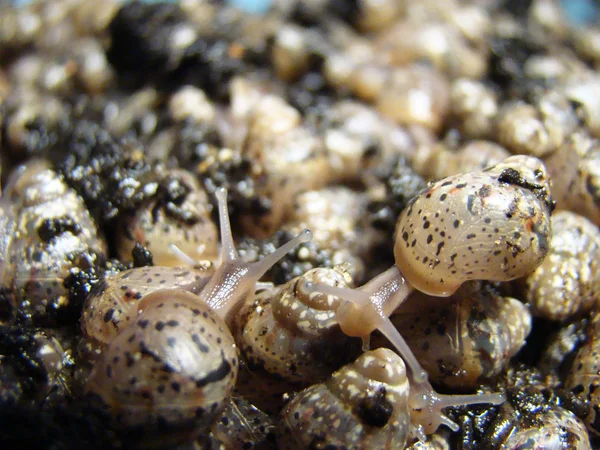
[2,0,600,449]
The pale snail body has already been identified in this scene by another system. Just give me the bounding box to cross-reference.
[383,281,532,390]
[116,169,219,266]
[523,210,600,321]
[0,159,106,324]
[276,348,411,450]
[234,267,362,385]
[82,187,311,443]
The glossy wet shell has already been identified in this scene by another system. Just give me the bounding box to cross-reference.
[1,159,106,321]
[81,264,212,357]
[277,348,410,450]
[85,290,238,437]
[235,267,362,384]
[386,282,531,389]
[544,130,600,225]
[523,211,600,321]
[565,310,600,436]
[498,406,591,449]
[116,169,219,265]
[394,155,553,296]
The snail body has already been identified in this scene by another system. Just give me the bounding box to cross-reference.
[306,155,553,436]
[83,187,311,444]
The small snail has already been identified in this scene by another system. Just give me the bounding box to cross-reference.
[565,309,600,436]
[0,159,106,325]
[304,155,553,436]
[276,348,411,450]
[523,210,600,321]
[379,281,532,390]
[82,187,311,443]
[83,187,311,357]
[115,168,220,266]
[85,289,239,445]
[234,266,363,386]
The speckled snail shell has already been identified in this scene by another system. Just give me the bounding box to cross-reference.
[0,159,106,324]
[384,281,532,390]
[565,309,600,436]
[276,348,411,450]
[395,154,553,296]
[523,210,600,321]
[81,263,213,361]
[234,266,362,385]
[85,289,238,443]
[115,168,219,266]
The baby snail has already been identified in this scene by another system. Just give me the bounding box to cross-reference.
[304,155,554,438]
[277,348,412,450]
[82,187,312,445]
[0,159,106,325]
[234,266,363,387]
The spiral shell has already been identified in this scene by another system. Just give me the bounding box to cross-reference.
[85,289,238,443]
[0,159,106,324]
[523,211,600,321]
[394,155,553,296]
[277,348,410,450]
[385,281,531,389]
[81,263,213,360]
[235,267,362,385]
[115,169,219,266]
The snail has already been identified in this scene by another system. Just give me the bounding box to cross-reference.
[565,309,600,436]
[115,168,220,266]
[0,159,106,325]
[82,187,311,443]
[377,281,532,390]
[522,210,600,321]
[276,348,412,450]
[234,266,363,386]
[304,155,553,436]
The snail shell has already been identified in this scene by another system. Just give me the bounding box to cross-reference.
[523,211,600,321]
[116,168,219,266]
[565,309,600,436]
[81,263,213,361]
[384,281,531,390]
[544,130,600,225]
[234,267,362,385]
[277,348,410,450]
[0,159,106,324]
[85,289,238,442]
[395,155,553,296]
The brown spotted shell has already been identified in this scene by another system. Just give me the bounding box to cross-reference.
[385,281,531,389]
[394,155,553,296]
[234,267,362,385]
[523,211,600,321]
[81,264,213,360]
[85,289,238,442]
[276,348,410,450]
